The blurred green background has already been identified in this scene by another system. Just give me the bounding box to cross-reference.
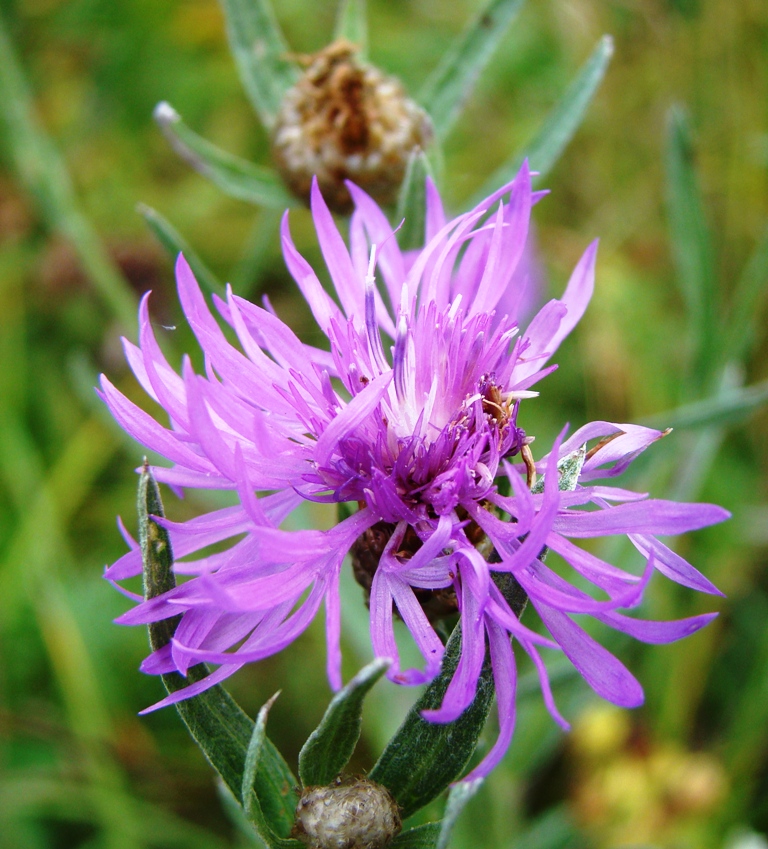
[1,1,767,847]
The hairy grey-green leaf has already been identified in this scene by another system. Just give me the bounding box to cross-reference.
[643,378,768,431]
[299,658,391,787]
[334,0,368,59]
[367,622,497,819]
[217,0,300,128]
[470,34,613,205]
[242,694,304,849]
[154,102,294,208]
[390,823,442,849]
[418,0,526,141]
[138,466,298,837]
[396,149,435,251]
[137,204,225,297]
[436,780,484,849]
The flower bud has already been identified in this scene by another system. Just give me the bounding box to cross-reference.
[271,40,432,214]
[291,776,402,849]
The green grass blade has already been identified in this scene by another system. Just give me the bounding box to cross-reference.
[334,0,368,58]
[137,203,225,297]
[154,102,295,208]
[470,34,613,205]
[217,0,300,129]
[0,10,137,330]
[417,0,526,142]
[665,106,719,386]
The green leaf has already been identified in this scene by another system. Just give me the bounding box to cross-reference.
[396,148,435,251]
[436,780,484,849]
[299,658,391,787]
[390,823,442,849]
[721,222,768,366]
[154,102,295,208]
[665,106,718,386]
[471,34,613,205]
[242,694,304,849]
[418,0,525,142]
[334,0,368,59]
[138,466,298,838]
[137,203,225,297]
[217,0,300,129]
[368,624,496,820]
[642,378,768,431]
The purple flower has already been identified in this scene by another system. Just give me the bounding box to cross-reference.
[101,163,728,779]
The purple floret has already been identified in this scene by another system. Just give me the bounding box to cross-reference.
[101,162,728,779]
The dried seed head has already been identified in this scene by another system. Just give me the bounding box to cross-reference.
[272,40,432,214]
[292,776,402,849]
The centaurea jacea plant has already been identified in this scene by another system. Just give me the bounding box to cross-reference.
[101,162,727,787]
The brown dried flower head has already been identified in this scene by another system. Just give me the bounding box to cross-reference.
[292,776,402,849]
[272,40,433,214]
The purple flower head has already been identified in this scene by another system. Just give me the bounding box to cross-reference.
[100,163,728,779]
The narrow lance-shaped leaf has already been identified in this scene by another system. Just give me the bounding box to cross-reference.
[720,221,768,366]
[299,658,391,787]
[138,464,298,837]
[436,780,484,849]
[665,105,719,388]
[367,618,497,820]
[137,204,225,298]
[390,823,442,849]
[396,149,435,251]
[218,0,300,129]
[471,34,614,205]
[334,0,368,59]
[242,693,304,849]
[642,377,768,431]
[417,0,526,142]
[154,102,295,209]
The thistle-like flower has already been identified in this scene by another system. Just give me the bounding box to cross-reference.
[101,163,727,778]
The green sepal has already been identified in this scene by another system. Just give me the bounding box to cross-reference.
[242,694,304,848]
[418,0,526,142]
[390,823,442,848]
[299,658,391,787]
[470,34,614,205]
[368,623,496,820]
[137,203,225,297]
[396,148,435,251]
[334,0,368,59]
[217,0,300,129]
[436,779,484,849]
[138,465,298,838]
[154,102,295,208]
